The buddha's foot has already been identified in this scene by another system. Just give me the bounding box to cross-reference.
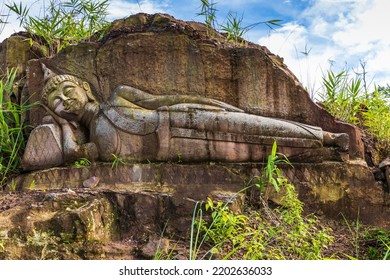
[323,132,349,151]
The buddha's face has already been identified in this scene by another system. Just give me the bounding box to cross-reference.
[47,80,89,121]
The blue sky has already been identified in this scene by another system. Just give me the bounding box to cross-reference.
[1,0,389,97]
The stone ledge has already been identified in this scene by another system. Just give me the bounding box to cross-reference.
[11,161,390,230]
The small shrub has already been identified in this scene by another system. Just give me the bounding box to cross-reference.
[252,140,292,201]
[193,190,333,260]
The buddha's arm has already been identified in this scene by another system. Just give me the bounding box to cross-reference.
[41,105,98,162]
[59,124,98,162]
[111,85,244,112]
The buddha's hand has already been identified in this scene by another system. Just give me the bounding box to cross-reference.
[40,104,77,128]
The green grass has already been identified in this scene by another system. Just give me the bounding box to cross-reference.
[197,0,218,36]
[220,11,281,45]
[111,153,126,169]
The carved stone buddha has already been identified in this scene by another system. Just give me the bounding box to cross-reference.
[21,64,349,170]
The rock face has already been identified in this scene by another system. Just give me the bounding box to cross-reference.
[13,162,390,230]
[0,13,389,259]
[25,13,363,159]
[0,33,43,75]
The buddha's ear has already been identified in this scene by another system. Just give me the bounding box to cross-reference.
[83,81,96,102]
[82,81,90,91]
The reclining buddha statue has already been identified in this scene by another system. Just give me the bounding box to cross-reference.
[21,64,349,170]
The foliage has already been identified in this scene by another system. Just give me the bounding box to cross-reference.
[319,68,390,144]
[188,197,248,260]
[183,142,333,260]
[363,228,390,260]
[0,68,36,187]
[376,84,390,98]
[190,187,333,260]
[319,70,363,125]
[6,0,110,56]
[360,88,390,142]
[338,214,390,260]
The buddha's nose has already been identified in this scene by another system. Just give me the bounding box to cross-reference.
[59,92,70,100]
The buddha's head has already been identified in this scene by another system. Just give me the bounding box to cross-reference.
[42,65,97,121]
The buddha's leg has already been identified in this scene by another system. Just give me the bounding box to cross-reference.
[170,110,324,141]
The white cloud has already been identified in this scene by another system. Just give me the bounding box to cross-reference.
[257,0,390,95]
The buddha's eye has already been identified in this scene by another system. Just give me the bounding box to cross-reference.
[64,87,75,98]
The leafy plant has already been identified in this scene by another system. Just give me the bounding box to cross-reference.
[188,194,247,260]
[71,158,91,167]
[251,140,292,201]
[7,0,110,56]
[0,68,36,187]
[360,88,390,142]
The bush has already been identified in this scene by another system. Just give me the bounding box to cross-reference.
[319,68,390,144]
